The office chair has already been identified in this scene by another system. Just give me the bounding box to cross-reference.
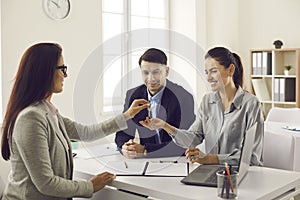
[263,130,294,171]
[265,107,300,125]
[263,107,300,171]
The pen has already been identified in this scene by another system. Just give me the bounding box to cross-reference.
[147,104,151,118]
[224,162,234,193]
[221,173,226,198]
[187,162,189,175]
[225,177,230,198]
[124,161,128,169]
[159,160,178,163]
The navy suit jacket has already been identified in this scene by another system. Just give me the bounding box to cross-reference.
[115,80,196,157]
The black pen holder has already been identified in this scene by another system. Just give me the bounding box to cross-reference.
[216,170,238,199]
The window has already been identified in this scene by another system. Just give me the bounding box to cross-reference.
[101,0,169,114]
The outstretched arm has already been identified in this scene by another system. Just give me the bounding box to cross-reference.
[139,117,175,134]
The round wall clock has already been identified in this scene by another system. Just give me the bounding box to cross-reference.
[43,0,71,20]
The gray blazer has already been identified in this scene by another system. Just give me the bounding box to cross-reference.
[2,101,127,200]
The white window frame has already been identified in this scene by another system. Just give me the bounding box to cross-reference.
[101,0,169,116]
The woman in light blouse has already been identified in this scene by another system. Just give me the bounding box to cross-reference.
[1,42,149,200]
[141,47,264,166]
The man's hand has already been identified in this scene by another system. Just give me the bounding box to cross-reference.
[121,139,146,159]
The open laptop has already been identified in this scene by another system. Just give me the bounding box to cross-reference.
[181,122,257,187]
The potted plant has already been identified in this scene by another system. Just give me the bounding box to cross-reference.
[284,65,292,75]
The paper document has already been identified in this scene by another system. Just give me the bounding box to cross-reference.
[73,143,119,159]
[103,161,148,176]
[103,161,188,177]
[145,162,188,177]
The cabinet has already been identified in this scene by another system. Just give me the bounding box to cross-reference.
[250,48,300,117]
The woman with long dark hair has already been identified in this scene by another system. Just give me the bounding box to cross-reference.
[1,42,149,199]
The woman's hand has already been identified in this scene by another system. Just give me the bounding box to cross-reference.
[124,99,150,120]
[185,148,219,164]
[185,148,205,163]
[90,172,116,192]
[140,117,175,134]
[139,117,166,130]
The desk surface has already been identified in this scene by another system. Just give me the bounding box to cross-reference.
[265,121,300,136]
[74,144,300,200]
[114,167,300,200]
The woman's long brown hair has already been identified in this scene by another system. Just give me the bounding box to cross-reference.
[1,43,62,160]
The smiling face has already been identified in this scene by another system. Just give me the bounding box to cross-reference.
[140,61,169,95]
[52,55,67,93]
[205,57,233,92]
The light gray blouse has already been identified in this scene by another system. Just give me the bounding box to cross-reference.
[172,87,264,166]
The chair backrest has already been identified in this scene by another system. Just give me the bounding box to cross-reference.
[264,107,300,171]
[263,130,294,170]
[266,107,300,125]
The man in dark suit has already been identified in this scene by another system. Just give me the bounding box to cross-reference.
[115,48,195,158]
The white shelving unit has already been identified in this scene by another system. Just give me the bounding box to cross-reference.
[250,48,300,117]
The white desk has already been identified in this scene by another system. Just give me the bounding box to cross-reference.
[264,121,300,172]
[74,144,300,200]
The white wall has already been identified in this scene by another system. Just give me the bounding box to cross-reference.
[0,1,2,122]
[0,2,6,181]
[1,0,102,184]
[169,0,206,107]
[239,0,300,90]
[204,0,300,90]
[206,0,239,51]
[1,1,102,119]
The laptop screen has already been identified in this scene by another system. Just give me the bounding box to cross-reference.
[180,122,258,187]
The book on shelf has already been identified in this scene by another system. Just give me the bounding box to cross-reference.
[279,78,296,102]
[261,52,272,75]
[274,78,280,101]
[252,52,258,75]
[251,79,271,101]
[251,51,272,75]
[257,52,262,75]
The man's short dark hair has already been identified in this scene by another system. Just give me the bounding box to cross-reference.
[138,48,167,66]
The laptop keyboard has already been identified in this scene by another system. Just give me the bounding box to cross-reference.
[205,166,238,184]
[181,165,239,186]
[205,167,224,183]
[205,167,225,183]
